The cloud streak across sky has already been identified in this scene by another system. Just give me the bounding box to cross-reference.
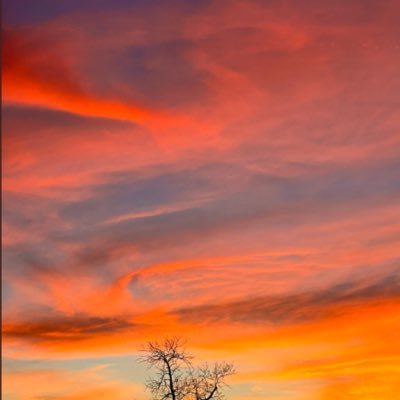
[3,0,400,399]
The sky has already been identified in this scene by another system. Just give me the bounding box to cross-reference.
[2,0,400,399]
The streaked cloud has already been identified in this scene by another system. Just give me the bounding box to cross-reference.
[3,0,400,399]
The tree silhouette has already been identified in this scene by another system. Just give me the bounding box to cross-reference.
[140,338,234,400]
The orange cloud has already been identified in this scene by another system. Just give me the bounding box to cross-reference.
[2,30,189,128]
[3,1,400,399]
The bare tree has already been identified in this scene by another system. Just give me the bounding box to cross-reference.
[140,338,234,400]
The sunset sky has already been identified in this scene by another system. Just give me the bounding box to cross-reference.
[2,0,400,399]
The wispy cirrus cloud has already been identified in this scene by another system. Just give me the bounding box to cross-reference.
[3,0,400,399]
[175,270,400,325]
[3,315,137,342]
